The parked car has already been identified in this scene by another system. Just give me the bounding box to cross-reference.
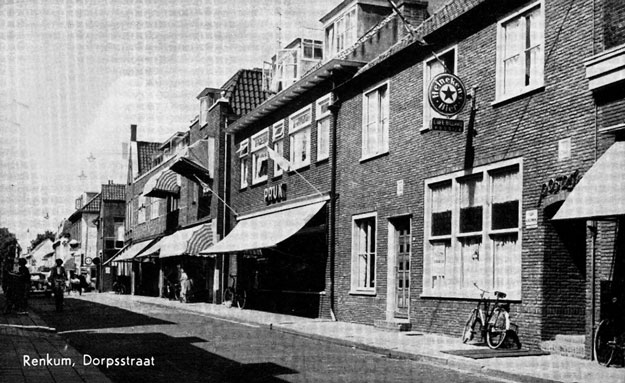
[30,272,52,297]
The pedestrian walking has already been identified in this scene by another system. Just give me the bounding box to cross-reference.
[49,259,67,312]
[180,267,191,303]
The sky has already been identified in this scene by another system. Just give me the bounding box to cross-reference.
[0,0,338,248]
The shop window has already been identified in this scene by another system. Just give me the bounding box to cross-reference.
[362,82,389,159]
[423,47,457,131]
[351,212,376,293]
[289,105,312,169]
[251,128,269,184]
[423,161,522,299]
[316,94,331,161]
[496,1,544,101]
[273,120,285,177]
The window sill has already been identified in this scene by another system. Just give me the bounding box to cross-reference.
[316,157,329,165]
[349,289,377,296]
[491,85,545,107]
[359,150,389,163]
[288,164,310,173]
[251,178,268,187]
[240,185,248,191]
[420,292,521,301]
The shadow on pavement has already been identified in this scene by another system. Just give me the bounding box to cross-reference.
[64,331,295,383]
[27,296,298,382]
[28,295,174,332]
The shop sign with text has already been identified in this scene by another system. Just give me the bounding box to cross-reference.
[428,73,467,117]
[264,183,287,204]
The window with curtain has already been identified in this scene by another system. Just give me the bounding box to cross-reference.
[423,161,522,298]
[496,2,544,100]
[362,82,389,159]
[289,105,312,169]
[351,214,376,292]
[316,94,331,161]
[251,128,269,184]
[273,120,285,177]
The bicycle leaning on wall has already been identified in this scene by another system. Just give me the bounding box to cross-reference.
[223,274,246,309]
[462,283,521,349]
[594,296,624,367]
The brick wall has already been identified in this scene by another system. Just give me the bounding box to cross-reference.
[332,0,597,348]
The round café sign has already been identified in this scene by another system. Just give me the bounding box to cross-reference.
[428,73,467,117]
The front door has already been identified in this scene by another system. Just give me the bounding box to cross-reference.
[394,218,410,318]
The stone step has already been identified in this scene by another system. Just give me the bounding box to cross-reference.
[373,319,412,332]
[540,335,586,359]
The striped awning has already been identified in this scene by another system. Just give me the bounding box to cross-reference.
[142,224,213,259]
[143,169,180,198]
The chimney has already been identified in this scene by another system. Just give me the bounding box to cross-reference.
[396,0,429,35]
[130,124,137,142]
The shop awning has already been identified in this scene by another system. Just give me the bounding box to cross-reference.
[143,169,180,198]
[553,141,625,221]
[200,201,325,255]
[107,239,157,264]
[169,140,212,184]
[151,223,214,259]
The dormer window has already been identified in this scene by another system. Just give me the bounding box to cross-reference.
[325,6,357,59]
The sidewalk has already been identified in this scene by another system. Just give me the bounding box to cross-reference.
[0,292,112,383]
[77,293,624,383]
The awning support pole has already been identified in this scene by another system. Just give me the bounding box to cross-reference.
[192,175,238,217]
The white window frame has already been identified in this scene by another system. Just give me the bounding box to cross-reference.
[494,1,544,103]
[150,197,159,220]
[289,105,312,169]
[316,94,332,161]
[325,5,357,59]
[361,80,390,160]
[238,139,249,189]
[422,159,523,300]
[422,46,458,131]
[350,212,377,295]
[272,120,285,177]
[251,128,269,185]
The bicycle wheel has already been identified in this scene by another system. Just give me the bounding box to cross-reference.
[486,308,509,349]
[462,309,480,343]
[223,287,235,305]
[595,320,617,366]
[235,289,247,309]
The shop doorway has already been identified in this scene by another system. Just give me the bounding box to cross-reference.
[389,217,411,318]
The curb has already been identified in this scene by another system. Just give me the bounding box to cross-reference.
[122,296,564,383]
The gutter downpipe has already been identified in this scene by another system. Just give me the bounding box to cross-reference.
[589,0,597,360]
[329,78,340,322]
[222,116,230,304]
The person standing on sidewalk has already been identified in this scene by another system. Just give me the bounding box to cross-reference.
[15,258,30,314]
[49,259,67,312]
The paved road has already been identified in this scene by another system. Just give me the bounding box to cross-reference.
[27,294,505,383]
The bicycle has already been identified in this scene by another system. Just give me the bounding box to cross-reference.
[462,283,519,349]
[223,274,246,309]
[594,296,624,367]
